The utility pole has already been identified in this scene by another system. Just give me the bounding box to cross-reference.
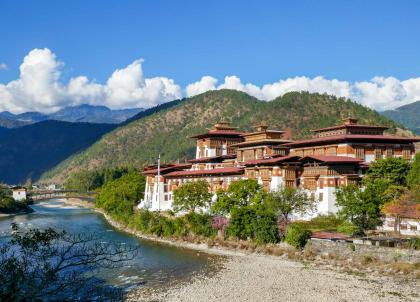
[157,154,161,211]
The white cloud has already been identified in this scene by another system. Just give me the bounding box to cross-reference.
[0,63,7,70]
[0,48,182,113]
[1,48,419,113]
[187,74,420,111]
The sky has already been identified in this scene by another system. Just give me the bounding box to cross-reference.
[0,0,420,113]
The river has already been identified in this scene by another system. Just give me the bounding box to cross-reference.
[0,199,220,293]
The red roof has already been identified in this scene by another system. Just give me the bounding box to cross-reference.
[311,231,350,240]
[191,130,244,139]
[300,155,363,164]
[285,134,420,147]
[143,163,192,175]
[243,155,301,166]
[165,167,244,178]
[188,154,236,163]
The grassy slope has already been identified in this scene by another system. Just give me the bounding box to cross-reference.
[41,90,402,184]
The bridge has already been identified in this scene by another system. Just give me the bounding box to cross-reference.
[30,190,97,201]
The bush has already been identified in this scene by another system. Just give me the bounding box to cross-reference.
[285,224,312,249]
[227,206,257,240]
[184,212,215,237]
[254,212,280,244]
[337,221,358,235]
[408,237,420,250]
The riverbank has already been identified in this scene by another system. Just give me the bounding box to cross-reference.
[0,206,34,218]
[58,198,420,301]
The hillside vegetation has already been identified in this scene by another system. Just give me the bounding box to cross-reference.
[381,100,420,134]
[0,121,115,184]
[41,90,403,184]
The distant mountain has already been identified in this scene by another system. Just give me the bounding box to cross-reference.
[41,90,404,184]
[0,104,143,128]
[49,104,143,124]
[381,101,420,134]
[0,121,115,184]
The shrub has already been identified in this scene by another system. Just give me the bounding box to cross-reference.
[227,206,256,240]
[285,224,312,249]
[337,221,358,236]
[254,212,280,244]
[184,212,215,237]
[408,237,420,250]
[173,217,189,237]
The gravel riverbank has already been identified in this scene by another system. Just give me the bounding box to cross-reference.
[128,255,419,302]
[57,198,420,302]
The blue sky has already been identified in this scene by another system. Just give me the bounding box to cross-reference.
[0,1,419,112]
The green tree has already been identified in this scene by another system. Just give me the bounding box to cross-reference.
[364,157,411,187]
[172,180,212,213]
[211,179,263,215]
[407,153,420,189]
[96,171,145,222]
[336,182,390,234]
[264,187,316,237]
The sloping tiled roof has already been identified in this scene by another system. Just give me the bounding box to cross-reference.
[143,163,192,175]
[243,155,301,166]
[311,124,389,132]
[191,130,244,138]
[285,134,420,147]
[311,232,350,240]
[188,154,236,163]
[164,167,244,178]
[300,155,363,164]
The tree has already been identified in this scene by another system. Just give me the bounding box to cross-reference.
[211,179,263,215]
[364,157,411,187]
[172,180,212,213]
[264,187,316,238]
[96,171,145,222]
[0,224,137,301]
[407,153,420,189]
[335,182,390,234]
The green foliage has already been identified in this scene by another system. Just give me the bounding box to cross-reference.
[337,221,358,235]
[184,212,215,237]
[96,171,145,222]
[295,214,344,232]
[407,153,420,189]
[43,90,402,183]
[253,211,280,244]
[173,180,212,213]
[335,184,388,234]
[212,179,263,215]
[285,224,312,249]
[65,167,131,192]
[227,206,257,240]
[408,237,420,250]
[364,157,411,187]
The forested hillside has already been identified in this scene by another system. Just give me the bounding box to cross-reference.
[0,121,115,184]
[41,90,404,184]
[381,101,420,134]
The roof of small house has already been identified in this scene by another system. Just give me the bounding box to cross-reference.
[243,155,301,166]
[188,154,237,163]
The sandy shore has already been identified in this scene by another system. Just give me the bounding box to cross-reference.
[56,198,420,302]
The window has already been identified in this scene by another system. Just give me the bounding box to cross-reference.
[410,225,417,231]
[400,224,407,230]
[402,148,411,160]
[375,148,383,159]
[319,192,323,201]
[386,148,393,158]
[355,147,365,159]
[327,147,337,155]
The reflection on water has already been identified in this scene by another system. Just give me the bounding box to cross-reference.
[0,199,220,290]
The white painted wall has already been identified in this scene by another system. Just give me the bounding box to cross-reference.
[13,190,27,201]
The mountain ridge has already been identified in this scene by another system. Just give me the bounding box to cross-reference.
[0,104,144,127]
[40,90,406,184]
[381,100,420,134]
